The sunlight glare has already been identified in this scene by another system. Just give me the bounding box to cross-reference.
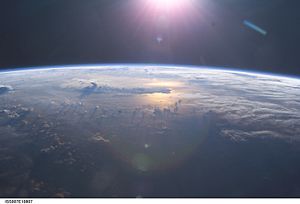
[151,0,186,10]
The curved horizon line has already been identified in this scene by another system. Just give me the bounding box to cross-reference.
[0,63,299,81]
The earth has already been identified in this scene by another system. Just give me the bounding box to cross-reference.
[0,65,300,198]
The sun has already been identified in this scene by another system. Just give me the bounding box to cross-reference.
[153,0,177,7]
[151,0,186,10]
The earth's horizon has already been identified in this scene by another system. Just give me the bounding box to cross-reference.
[2,64,299,80]
[1,64,300,197]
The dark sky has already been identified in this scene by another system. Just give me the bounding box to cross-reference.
[0,0,299,76]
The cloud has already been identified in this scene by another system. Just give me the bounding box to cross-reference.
[91,133,110,143]
[220,129,282,142]
[80,82,171,98]
[0,85,13,95]
[171,69,300,142]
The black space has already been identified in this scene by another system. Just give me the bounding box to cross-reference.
[0,0,299,76]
